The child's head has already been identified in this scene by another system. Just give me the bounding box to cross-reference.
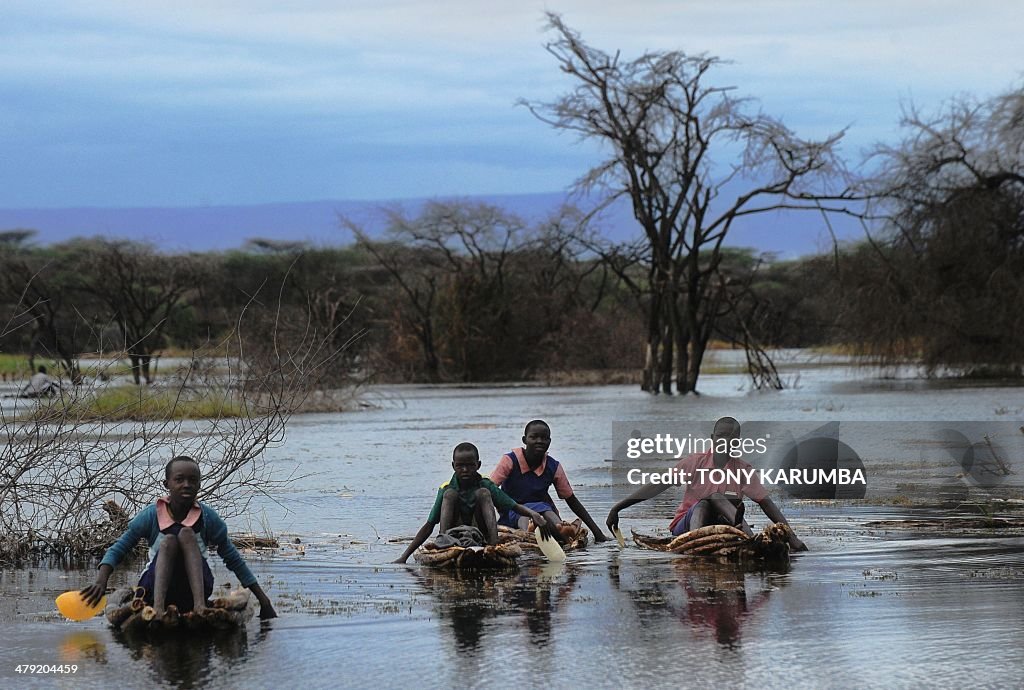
[522,420,552,457]
[163,456,201,502]
[451,442,481,482]
[712,417,740,441]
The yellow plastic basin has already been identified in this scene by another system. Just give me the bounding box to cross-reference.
[56,591,107,622]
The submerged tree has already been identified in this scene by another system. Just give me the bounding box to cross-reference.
[525,14,851,393]
[846,85,1024,374]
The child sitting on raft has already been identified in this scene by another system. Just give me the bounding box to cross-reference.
[606,417,807,552]
[489,420,608,543]
[80,456,277,619]
[394,442,552,563]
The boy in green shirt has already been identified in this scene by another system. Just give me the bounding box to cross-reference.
[394,442,549,563]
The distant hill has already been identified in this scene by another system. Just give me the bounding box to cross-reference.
[0,192,864,258]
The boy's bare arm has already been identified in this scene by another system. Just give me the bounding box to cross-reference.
[564,494,608,541]
[606,481,673,530]
[247,582,277,619]
[80,564,114,607]
[394,521,437,563]
[512,504,547,527]
[756,497,808,551]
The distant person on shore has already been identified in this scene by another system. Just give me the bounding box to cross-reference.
[21,365,59,398]
[489,420,609,543]
[606,417,807,551]
[81,456,278,619]
[394,442,552,563]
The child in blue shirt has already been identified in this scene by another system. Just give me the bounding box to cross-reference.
[81,456,277,619]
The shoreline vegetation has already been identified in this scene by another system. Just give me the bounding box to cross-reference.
[1,26,1020,397]
[5,344,1022,419]
[14,384,365,422]
[0,293,354,563]
[23,386,246,422]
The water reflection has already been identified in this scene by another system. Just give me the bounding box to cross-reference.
[106,623,268,689]
[412,561,579,652]
[413,568,502,651]
[612,557,789,649]
[58,630,108,666]
[675,564,779,647]
[502,562,577,647]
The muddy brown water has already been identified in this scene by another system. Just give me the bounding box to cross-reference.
[3,363,1024,688]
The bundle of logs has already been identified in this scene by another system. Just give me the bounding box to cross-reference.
[412,520,591,569]
[106,587,256,633]
[632,522,793,564]
[413,542,522,569]
[497,519,590,553]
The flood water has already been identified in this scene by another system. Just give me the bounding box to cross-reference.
[4,359,1024,688]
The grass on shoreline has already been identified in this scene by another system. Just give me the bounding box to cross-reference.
[20,384,362,421]
[0,353,34,379]
[23,386,246,422]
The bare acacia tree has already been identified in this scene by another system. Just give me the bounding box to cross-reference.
[869,88,1024,208]
[77,240,199,385]
[349,228,445,382]
[0,243,90,383]
[524,14,851,393]
[348,201,529,382]
[846,86,1024,374]
[349,200,612,382]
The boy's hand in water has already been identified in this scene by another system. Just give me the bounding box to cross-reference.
[80,565,112,607]
[250,584,278,619]
[605,509,619,533]
[537,523,560,542]
[527,512,566,543]
[79,583,107,608]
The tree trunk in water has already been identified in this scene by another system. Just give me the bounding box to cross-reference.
[64,360,82,385]
[424,349,440,383]
[641,289,663,392]
[675,289,704,395]
[417,320,441,383]
[676,275,705,395]
[128,354,141,385]
[659,323,674,394]
[675,321,689,395]
[642,342,654,392]
[54,346,81,386]
[677,333,708,395]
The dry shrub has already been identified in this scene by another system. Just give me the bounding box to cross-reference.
[0,286,361,562]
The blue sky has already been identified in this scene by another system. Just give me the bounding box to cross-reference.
[2,1,1021,208]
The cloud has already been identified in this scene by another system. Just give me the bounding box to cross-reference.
[1,0,1021,206]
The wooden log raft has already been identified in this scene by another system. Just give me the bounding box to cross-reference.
[413,542,522,569]
[632,522,792,565]
[497,519,590,553]
[106,587,255,633]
